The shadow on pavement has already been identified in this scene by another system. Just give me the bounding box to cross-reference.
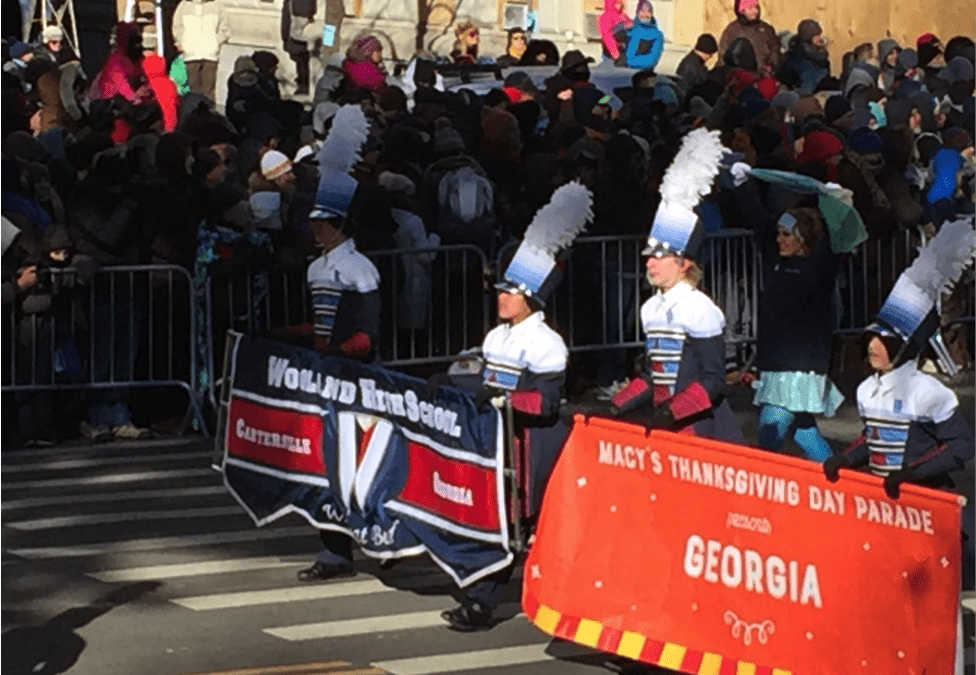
[1,581,161,675]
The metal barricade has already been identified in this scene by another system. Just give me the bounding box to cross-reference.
[534,229,761,355]
[200,228,974,410]
[203,244,491,407]
[2,264,207,435]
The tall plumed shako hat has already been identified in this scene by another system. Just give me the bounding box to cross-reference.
[643,128,725,259]
[869,216,976,367]
[495,182,593,307]
[310,104,370,219]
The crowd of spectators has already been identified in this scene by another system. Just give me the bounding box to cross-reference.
[2,2,974,448]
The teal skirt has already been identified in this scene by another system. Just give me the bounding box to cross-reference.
[752,371,844,417]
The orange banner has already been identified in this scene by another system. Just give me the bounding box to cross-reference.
[523,416,963,675]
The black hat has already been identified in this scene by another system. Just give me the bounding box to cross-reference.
[560,49,595,73]
[694,34,718,54]
[503,70,540,94]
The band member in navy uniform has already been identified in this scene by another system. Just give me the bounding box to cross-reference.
[824,217,975,586]
[610,129,744,443]
[297,105,382,582]
[439,182,593,631]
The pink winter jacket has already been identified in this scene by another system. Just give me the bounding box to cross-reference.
[598,3,633,60]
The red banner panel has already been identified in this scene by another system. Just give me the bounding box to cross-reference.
[227,397,326,475]
[523,416,963,674]
[396,441,501,532]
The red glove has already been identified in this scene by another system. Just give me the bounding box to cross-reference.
[509,390,543,415]
[668,382,712,421]
[611,377,653,414]
[340,331,372,357]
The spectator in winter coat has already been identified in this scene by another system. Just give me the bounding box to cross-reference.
[89,22,150,105]
[172,0,231,101]
[342,34,386,94]
[598,0,633,64]
[625,0,664,71]
[451,20,480,65]
[779,19,830,95]
[717,0,781,76]
[877,38,901,96]
[676,34,718,90]
[142,54,179,132]
[496,28,528,68]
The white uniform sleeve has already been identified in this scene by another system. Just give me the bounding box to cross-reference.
[677,290,725,339]
[524,325,568,374]
[911,373,959,424]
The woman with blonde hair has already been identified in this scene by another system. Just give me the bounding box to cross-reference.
[611,130,744,442]
[451,20,480,64]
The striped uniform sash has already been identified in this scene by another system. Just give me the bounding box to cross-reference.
[644,329,685,397]
[483,358,523,391]
[863,415,910,474]
[311,283,343,341]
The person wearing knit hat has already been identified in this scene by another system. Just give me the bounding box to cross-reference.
[676,33,718,90]
[897,48,918,75]
[770,89,799,110]
[717,0,782,76]
[918,40,946,77]
[342,34,386,93]
[790,95,824,125]
[41,25,63,53]
[755,74,779,100]
[780,18,830,95]
[848,127,883,154]
[625,0,665,71]
[823,94,850,126]
[260,149,293,184]
[916,32,940,49]
[796,129,844,180]
[941,56,975,85]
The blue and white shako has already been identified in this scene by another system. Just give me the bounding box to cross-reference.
[642,200,704,259]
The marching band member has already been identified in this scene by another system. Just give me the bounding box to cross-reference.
[610,129,744,443]
[824,217,975,583]
[439,182,593,631]
[298,105,382,582]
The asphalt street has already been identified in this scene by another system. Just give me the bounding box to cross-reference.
[2,374,974,675]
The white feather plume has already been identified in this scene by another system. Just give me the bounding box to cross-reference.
[316,104,370,175]
[902,217,976,301]
[523,183,594,256]
[658,128,726,211]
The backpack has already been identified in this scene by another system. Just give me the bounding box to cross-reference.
[436,165,496,254]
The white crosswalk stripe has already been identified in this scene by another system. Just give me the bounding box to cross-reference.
[7,505,246,530]
[88,557,303,582]
[0,451,208,473]
[1,467,215,490]
[1,485,228,510]
[373,643,594,675]
[7,527,311,559]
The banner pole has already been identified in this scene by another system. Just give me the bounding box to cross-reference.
[504,397,523,553]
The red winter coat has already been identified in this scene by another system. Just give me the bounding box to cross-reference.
[142,54,179,131]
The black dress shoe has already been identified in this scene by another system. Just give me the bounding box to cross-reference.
[296,561,355,582]
[440,602,494,631]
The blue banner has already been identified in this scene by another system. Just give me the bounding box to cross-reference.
[218,334,512,587]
